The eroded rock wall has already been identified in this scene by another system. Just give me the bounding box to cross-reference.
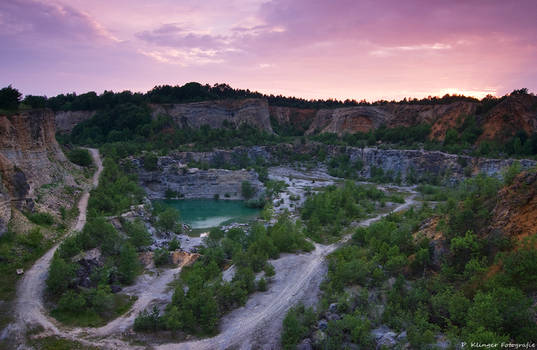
[346,147,536,182]
[0,109,76,233]
[130,156,264,199]
[55,110,96,134]
[150,98,273,132]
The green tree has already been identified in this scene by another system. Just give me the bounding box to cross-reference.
[157,207,181,233]
[47,256,77,295]
[502,161,522,185]
[123,219,152,250]
[143,153,158,171]
[241,181,256,199]
[0,85,22,110]
[67,148,93,167]
[118,243,140,284]
[57,290,86,313]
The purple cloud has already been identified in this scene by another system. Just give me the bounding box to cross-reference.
[136,23,226,49]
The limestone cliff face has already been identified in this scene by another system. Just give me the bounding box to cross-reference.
[0,109,74,233]
[345,147,536,182]
[150,99,273,132]
[55,110,96,134]
[304,101,477,137]
[305,106,393,135]
[130,156,264,200]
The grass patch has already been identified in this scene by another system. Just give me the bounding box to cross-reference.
[0,229,55,330]
[27,335,100,350]
[26,212,55,226]
[50,294,136,327]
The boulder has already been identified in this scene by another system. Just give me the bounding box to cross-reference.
[317,319,328,330]
[372,325,397,349]
[297,338,313,350]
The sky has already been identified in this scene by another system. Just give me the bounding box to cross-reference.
[1,0,536,101]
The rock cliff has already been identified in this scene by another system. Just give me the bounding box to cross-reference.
[487,170,537,245]
[150,98,273,132]
[304,101,478,138]
[0,109,76,233]
[55,110,95,134]
[479,94,537,142]
[345,147,536,182]
[129,156,264,199]
[129,144,536,193]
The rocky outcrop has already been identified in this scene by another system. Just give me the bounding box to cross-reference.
[345,147,536,182]
[130,156,264,199]
[306,106,393,135]
[487,170,537,245]
[150,98,273,132]
[270,106,316,133]
[0,109,76,233]
[305,101,478,137]
[479,94,537,142]
[54,110,96,134]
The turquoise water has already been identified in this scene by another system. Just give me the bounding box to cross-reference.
[155,199,260,229]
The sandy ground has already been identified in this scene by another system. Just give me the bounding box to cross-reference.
[8,159,418,350]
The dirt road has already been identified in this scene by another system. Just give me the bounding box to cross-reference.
[9,148,103,346]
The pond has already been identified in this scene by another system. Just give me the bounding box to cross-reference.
[154,199,261,230]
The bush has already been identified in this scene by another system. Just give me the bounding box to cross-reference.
[168,237,181,251]
[47,256,77,295]
[134,306,162,332]
[143,153,158,171]
[156,207,181,233]
[502,161,522,186]
[118,243,140,285]
[67,148,93,167]
[27,211,54,226]
[123,219,152,250]
[153,248,170,267]
[241,181,256,199]
[257,277,267,291]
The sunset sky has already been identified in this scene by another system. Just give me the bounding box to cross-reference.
[1,0,536,101]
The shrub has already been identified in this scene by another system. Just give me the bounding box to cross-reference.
[47,256,77,295]
[257,277,267,291]
[143,153,158,171]
[67,148,93,167]
[134,307,163,332]
[168,237,181,251]
[156,207,181,233]
[502,161,522,186]
[241,181,256,199]
[153,248,170,267]
[27,211,54,226]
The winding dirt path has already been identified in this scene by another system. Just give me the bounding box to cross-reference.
[10,148,103,346]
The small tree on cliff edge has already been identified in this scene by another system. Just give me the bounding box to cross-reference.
[0,85,22,110]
